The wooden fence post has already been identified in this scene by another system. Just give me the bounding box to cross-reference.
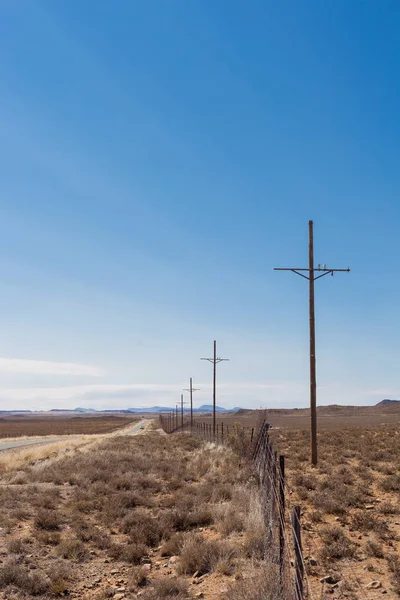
[279,455,286,590]
[292,505,303,600]
[221,422,224,443]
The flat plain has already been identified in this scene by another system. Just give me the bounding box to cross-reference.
[0,415,139,439]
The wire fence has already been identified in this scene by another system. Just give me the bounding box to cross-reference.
[159,413,310,600]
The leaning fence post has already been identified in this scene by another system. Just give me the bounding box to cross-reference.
[279,455,286,590]
[292,505,303,600]
[221,422,224,443]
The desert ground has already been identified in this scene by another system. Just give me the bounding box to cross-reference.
[0,408,398,599]
[0,421,271,600]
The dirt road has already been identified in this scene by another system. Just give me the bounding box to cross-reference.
[0,418,150,452]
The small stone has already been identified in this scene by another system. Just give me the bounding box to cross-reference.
[114,595,125,600]
[320,575,340,585]
[194,593,205,598]
[111,569,119,575]
[116,587,126,592]
[366,581,382,590]
[366,505,375,510]
[168,556,178,565]
[142,564,151,572]
[89,550,96,555]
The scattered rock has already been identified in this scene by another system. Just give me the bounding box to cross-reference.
[366,505,375,510]
[320,575,340,585]
[142,564,151,573]
[114,594,125,600]
[111,569,119,575]
[366,581,382,590]
[194,593,205,598]
[168,556,178,565]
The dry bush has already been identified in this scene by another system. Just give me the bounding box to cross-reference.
[110,542,148,564]
[351,511,389,537]
[222,567,281,600]
[58,538,88,561]
[293,472,318,490]
[141,577,189,600]
[160,532,186,556]
[388,555,400,594]
[215,505,245,535]
[7,537,27,554]
[177,534,234,575]
[379,501,399,515]
[34,508,61,530]
[365,539,385,558]
[121,509,164,545]
[130,565,149,588]
[36,530,61,545]
[0,560,49,595]
[48,562,72,595]
[380,474,400,492]
[319,525,355,561]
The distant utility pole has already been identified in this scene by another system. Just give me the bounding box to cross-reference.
[201,340,229,438]
[180,393,188,428]
[274,220,350,466]
[183,378,200,429]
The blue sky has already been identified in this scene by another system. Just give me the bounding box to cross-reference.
[1,0,400,410]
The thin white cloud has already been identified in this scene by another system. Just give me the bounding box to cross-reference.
[0,358,105,377]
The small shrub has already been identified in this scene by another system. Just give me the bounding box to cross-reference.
[58,538,88,561]
[141,576,189,599]
[177,535,233,575]
[351,512,389,537]
[34,508,61,531]
[365,539,384,559]
[130,565,149,588]
[319,526,355,561]
[110,542,148,564]
[222,567,280,600]
[7,537,27,554]
[380,475,400,492]
[379,501,399,515]
[160,532,186,557]
[37,530,61,545]
[0,560,49,595]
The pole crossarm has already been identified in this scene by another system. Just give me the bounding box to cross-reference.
[201,358,230,364]
[274,267,350,281]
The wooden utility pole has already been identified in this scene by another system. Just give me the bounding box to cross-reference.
[180,394,184,428]
[201,340,229,438]
[183,378,200,429]
[309,221,317,465]
[274,220,350,465]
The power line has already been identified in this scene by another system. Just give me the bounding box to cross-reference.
[274,220,350,465]
[201,340,229,438]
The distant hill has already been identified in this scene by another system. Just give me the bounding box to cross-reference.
[67,405,237,414]
[376,399,400,406]
[196,405,228,412]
